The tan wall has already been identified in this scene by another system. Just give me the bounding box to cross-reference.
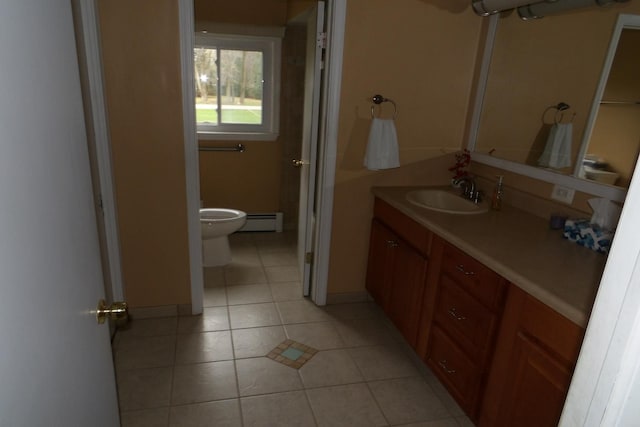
[326,0,482,296]
[604,29,640,101]
[287,0,317,20]
[98,0,191,308]
[199,141,283,212]
[280,26,307,230]
[195,0,287,26]
[471,162,594,217]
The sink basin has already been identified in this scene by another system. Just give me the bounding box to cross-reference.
[406,189,489,214]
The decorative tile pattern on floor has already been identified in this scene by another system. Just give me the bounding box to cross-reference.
[267,339,318,369]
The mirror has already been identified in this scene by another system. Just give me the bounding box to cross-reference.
[468,8,640,201]
[577,26,640,189]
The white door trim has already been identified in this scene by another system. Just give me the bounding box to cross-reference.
[178,0,204,315]
[76,0,125,301]
[310,0,346,306]
[299,1,325,298]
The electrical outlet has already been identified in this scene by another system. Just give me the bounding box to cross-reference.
[551,184,575,204]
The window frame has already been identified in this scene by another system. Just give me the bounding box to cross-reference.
[194,32,281,141]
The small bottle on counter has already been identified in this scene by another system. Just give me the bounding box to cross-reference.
[491,175,504,211]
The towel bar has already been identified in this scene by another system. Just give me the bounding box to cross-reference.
[199,144,246,152]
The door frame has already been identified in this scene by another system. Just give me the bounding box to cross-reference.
[178,0,345,309]
[298,1,325,298]
[178,0,204,314]
[309,0,345,305]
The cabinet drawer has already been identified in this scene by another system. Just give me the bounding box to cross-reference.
[427,326,481,415]
[434,275,498,360]
[441,243,505,309]
[374,198,431,256]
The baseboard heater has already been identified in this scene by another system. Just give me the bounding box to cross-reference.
[239,212,283,232]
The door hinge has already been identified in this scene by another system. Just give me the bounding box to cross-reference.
[305,252,314,264]
[318,32,327,49]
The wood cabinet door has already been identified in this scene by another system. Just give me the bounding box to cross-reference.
[480,285,582,427]
[365,220,397,312]
[495,331,573,427]
[387,241,428,347]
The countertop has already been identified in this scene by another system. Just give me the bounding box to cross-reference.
[372,186,607,327]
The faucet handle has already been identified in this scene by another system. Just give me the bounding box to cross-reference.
[459,182,471,197]
[471,190,483,204]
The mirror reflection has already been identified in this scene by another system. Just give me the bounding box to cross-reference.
[578,28,640,188]
[473,7,640,190]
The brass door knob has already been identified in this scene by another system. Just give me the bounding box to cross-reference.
[292,159,309,167]
[96,299,129,324]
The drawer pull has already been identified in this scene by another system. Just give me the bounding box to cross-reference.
[438,360,456,374]
[455,264,475,276]
[448,307,467,321]
[387,240,399,248]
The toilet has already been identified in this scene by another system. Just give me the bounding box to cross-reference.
[200,208,247,267]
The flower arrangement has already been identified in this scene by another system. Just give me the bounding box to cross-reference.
[448,149,471,180]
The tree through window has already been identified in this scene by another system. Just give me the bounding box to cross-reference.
[194,33,280,140]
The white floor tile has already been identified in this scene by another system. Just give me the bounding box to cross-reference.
[232,325,286,359]
[236,357,303,397]
[240,391,316,427]
[116,232,464,427]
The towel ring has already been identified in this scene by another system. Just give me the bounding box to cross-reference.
[371,94,398,119]
[542,102,575,125]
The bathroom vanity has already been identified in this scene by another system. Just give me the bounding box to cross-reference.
[366,187,606,426]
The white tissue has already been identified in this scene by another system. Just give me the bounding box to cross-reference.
[588,198,622,231]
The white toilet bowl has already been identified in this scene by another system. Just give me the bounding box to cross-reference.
[200,208,247,267]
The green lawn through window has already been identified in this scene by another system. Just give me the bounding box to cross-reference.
[196,106,262,124]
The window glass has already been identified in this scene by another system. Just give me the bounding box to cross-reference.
[194,33,279,141]
[194,47,218,124]
[219,49,263,124]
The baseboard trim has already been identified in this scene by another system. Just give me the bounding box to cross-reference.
[326,291,372,305]
[129,304,193,319]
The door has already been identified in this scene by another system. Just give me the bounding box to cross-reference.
[497,333,573,426]
[297,1,325,297]
[72,0,125,303]
[0,1,120,425]
[387,241,428,347]
[365,220,397,311]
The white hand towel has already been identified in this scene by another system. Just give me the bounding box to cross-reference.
[364,118,400,170]
[538,122,573,169]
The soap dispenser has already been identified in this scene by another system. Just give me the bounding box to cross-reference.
[491,175,504,211]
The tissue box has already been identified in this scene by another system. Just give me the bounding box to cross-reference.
[563,219,612,254]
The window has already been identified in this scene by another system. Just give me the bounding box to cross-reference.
[194,33,281,140]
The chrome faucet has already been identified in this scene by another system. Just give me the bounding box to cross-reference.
[453,176,483,203]
[453,176,476,199]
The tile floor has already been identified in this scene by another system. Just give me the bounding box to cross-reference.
[114,232,474,427]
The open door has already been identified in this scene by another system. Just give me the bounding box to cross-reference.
[0,1,120,424]
[72,0,124,304]
[297,1,326,298]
